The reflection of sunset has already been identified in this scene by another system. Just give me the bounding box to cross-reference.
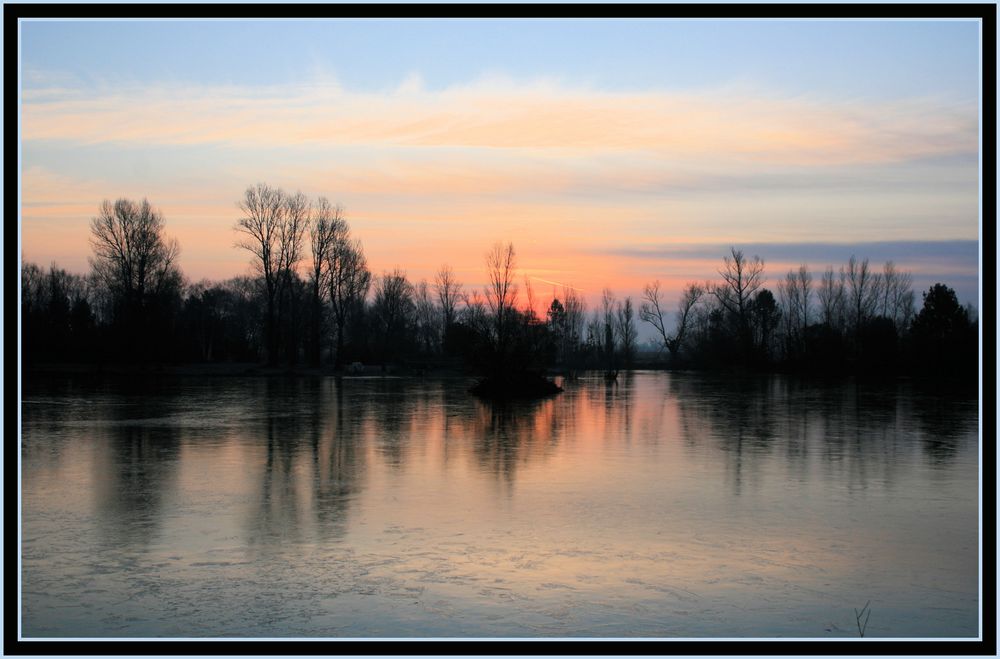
[17,15,984,641]
[22,372,979,637]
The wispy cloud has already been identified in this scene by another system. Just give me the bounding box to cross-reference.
[600,240,980,266]
[596,240,980,302]
[20,74,980,305]
[22,76,977,166]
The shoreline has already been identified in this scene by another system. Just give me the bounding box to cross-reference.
[19,362,978,392]
[21,362,474,378]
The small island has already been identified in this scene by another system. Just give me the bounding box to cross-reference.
[470,371,563,399]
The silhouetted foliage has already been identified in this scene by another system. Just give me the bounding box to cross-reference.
[21,201,978,388]
[750,288,781,364]
[372,269,416,364]
[178,278,263,362]
[327,236,370,367]
[434,264,463,332]
[88,198,183,362]
[712,247,765,362]
[909,283,977,380]
[234,184,308,365]
[21,263,97,365]
[306,198,343,366]
[615,296,637,367]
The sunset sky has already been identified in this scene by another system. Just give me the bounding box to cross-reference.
[19,18,982,321]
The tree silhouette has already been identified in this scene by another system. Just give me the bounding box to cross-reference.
[414,279,439,355]
[879,261,915,330]
[234,183,308,365]
[777,265,811,360]
[844,256,882,345]
[372,269,415,364]
[89,198,182,360]
[328,237,370,367]
[484,242,518,360]
[712,247,765,360]
[750,288,781,361]
[615,296,637,367]
[307,198,346,366]
[601,288,618,375]
[434,264,463,333]
[640,280,704,363]
[817,265,847,333]
[910,283,976,378]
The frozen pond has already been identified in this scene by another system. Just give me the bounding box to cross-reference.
[20,371,980,638]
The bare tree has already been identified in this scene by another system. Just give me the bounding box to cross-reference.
[777,265,812,358]
[640,280,704,361]
[602,288,617,371]
[281,191,310,280]
[461,290,490,337]
[879,261,915,330]
[817,266,846,332]
[640,280,670,350]
[713,247,765,353]
[562,286,587,361]
[713,247,765,319]
[524,275,538,322]
[414,278,438,355]
[484,242,518,354]
[778,273,797,358]
[21,261,44,317]
[328,237,370,367]
[89,197,182,360]
[843,255,882,335]
[434,264,463,331]
[794,265,812,332]
[615,296,637,366]
[281,192,310,365]
[372,269,415,362]
[585,312,603,356]
[235,183,308,364]
[546,286,586,365]
[90,197,181,312]
[307,198,346,366]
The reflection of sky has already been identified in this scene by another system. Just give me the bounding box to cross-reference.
[19,18,981,312]
[21,374,979,638]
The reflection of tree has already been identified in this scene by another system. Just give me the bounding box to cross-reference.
[671,373,976,494]
[439,378,471,468]
[468,397,562,485]
[252,378,307,546]
[364,377,414,469]
[671,374,776,495]
[23,377,96,466]
[911,383,977,465]
[93,383,181,549]
[311,381,365,540]
[576,373,637,447]
[250,378,367,546]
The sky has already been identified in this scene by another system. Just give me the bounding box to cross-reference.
[18,18,982,326]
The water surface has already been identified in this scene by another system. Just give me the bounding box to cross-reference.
[21,371,980,638]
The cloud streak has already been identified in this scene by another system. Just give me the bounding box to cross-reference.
[20,74,980,309]
[601,240,979,266]
[23,77,977,167]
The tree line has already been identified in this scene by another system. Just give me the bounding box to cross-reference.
[21,185,978,381]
